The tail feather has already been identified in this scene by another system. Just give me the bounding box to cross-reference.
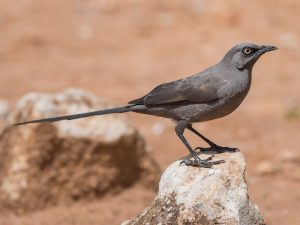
[14,106,131,126]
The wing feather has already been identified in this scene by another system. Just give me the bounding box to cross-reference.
[129,71,226,106]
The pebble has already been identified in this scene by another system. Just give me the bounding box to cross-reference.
[256,160,280,175]
[278,150,299,163]
[0,100,9,119]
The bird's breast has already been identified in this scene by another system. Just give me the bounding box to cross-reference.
[217,75,251,116]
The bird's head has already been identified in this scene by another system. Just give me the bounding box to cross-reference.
[221,43,277,70]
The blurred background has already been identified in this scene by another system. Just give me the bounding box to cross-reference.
[0,0,299,224]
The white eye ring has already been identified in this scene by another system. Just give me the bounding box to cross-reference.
[242,47,252,55]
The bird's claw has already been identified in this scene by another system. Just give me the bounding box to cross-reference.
[180,155,225,168]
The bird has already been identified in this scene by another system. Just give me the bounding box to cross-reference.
[14,43,277,168]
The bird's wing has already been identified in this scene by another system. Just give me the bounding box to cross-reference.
[129,72,226,106]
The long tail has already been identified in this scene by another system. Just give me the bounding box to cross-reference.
[14,106,132,126]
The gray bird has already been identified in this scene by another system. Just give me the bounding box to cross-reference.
[15,43,277,167]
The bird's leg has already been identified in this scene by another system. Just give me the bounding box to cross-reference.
[187,125,239,153]
[175,121,225,168]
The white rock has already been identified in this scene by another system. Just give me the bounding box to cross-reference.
[151,122,165,136]
[278,150,299,163]
[0,99,9,134]
[125,152,265,225]
[0,100,9,118]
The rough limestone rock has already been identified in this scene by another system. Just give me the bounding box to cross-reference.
[124,152,265,225]
[0,89,160,213]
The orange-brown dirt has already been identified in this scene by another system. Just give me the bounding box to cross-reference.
[0,0,299,224]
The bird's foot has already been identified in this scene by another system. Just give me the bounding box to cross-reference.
[180,155,225,168]
[195,145,239,153]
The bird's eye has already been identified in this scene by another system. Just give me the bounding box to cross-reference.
[242,47,252,55]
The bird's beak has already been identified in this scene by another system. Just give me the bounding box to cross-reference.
[260,45,278,53]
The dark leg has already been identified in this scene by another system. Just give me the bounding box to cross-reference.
[175,120,224,168]
[187,125,239,153]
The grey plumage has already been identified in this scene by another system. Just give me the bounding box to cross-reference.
[15,107,131,125]
[15,43,277,167]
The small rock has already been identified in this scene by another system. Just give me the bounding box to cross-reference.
[158,13,174,27]
[151,122,165,136]
[78,24,94,41]
[0,100,10,134]
[0,100,9,118]
[278,150,299,163]
[256,160,280,175]
[278,33,299,49]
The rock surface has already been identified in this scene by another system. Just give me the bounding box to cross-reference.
[0,89,160,213]
[124,152,265,225]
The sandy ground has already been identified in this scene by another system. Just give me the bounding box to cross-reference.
[0,0,299,224]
